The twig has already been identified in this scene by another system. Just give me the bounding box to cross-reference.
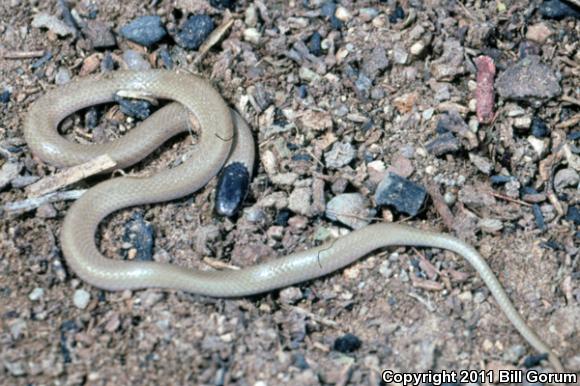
[193,18,234,65]
[555,113,580,129]
[282,305,338,328]
[2,189,85,215]
[426,182,456,231]
[202,257,240,270]
[489,191,532,207]
[26,154,116,197]
[561,95,580,107]
[2,50,46,59]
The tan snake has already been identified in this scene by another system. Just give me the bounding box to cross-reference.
[23,70,564,371]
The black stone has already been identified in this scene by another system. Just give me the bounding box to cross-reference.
[531,117,549,138]
[114,94,151,120]
[210,0,236,9]
[333,333,361,353]
[308,31,322,56]
[158,47,174,69]
[389,4,405,23]
[215,162,250,217]
[425,132,460,156]
[293,353,309,370]
[123,212,155,262]
[31,51,52,69]
[275,209,291,226]
[320,2,342,29]
[490,175,514,185]
[566,205,580,225]
[532,204,546,231]
[568,131,580,141]
[374,173,427,216]
[0,89,10,104]
[120,16,167,47]
[176,15,215,50]
[523,353,549,368]
[539,0,580,20]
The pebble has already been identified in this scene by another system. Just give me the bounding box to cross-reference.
[288,186,312,216]
[176,15,214,49]
[553,168,579,192]
[28,287,44,301]
[496,55,561,107]
[32,12,76,37]
[374,173,427,216]
[243,28,261,44]
[122,49,151,71]
[333,333,362,353]
[54,67,71,85]
[83,20,116,48]
[210,0,235,9]
[425,132,460,156]
[443,191,456,205]
[527,136,546,157]
[539,0,580,19]
[279,287,303,304]
[388,4,405,23]
[321,2,343,30]
[114,94,151,120]
[525,22,553,44]
[334,6,352,22]
[326,193,373,229]
[120,16,167,47]
[503,345,526,364]
[410,40,426,56]
[361,47,389,80]
[37,203,57,218]
[73,289,91,309]
[123,212,154,261]
[531,117,549,138]
[566,206,580,225]
[308,31,322,56]
[533,204,546,231]
[513,115,532,129]
[479,218,503,233]
[324,141,355,169]
[0,89,10,104]
[469,153,493,175]
[430,39,465,80]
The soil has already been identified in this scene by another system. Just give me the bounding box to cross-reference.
[1,1,579,385]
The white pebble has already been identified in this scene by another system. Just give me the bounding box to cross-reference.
[73,289,91,309]
[28,287,44,301]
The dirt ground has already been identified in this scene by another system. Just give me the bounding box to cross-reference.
[1,0,579,385]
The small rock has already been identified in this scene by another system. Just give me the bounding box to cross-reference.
[321,2,342,30]
[527,136,546,157]
[54,67,71,85]
[410,40,426,56]
[73,289,91,309]
[361,47,389,80]
[392,43,409,65]
[32,13,76,37]
[531,117,549,138]
[425,132,460,156]
[279,287,303,304]
[334,6,352,22]
[122,49,151,71]
[28,287,44,301]
[496,55,561,106]
[176,15,215,50]
[374,173,427,216]
[210,0,236,9]
[324,142,355,169]
[120,16,167,47]
[525,22,553,44]
[243,28,261,44]
[123,212,154,261]
[326,193,373,229]
[469,153,493,175]
[430,39,465,80]
[4,360,25,376]
[308,31,322,56]
[503,345,526,364]
[333,333,361,353]
[514,115,532,129]
[83,20,116,48]
[0,89,10,103]
[0,162,21,190]
[36,203,57,218]
[539,0,580,20]
[288,186,312,216]
[479,218,503,233]
[566,206,580,225]
[114,94,151,120]
[388,4,405,23]
[553,168,579,192]
[387,155,414,178]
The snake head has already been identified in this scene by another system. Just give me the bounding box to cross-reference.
[215,162,250,217]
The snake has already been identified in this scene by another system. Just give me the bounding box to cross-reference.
[23,70,564,372]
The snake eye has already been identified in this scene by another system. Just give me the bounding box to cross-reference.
[215,162,250,217]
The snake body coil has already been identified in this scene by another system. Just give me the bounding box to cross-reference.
[24,70,563,371]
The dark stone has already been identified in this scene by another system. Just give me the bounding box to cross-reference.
[297,84,308,99]
[496,55,561,107]
[158,47,173,69]
[210,0,236,9]
[374,172,427,216]
[293,353,309,370]
[566,205,580,225]
[123,212,154,262]
[490,175,515,184]
[101,52,115,71]
[31,51,52,69]
[539,0,580,20]
[176,15,215,50]
[114,95,151,120]
[308,31,322,56]
[425,132,460,156]
[333,333,361,353]
[567,131,580,140]
[523,353,549,368]
[0,89,10,104]
[275,209,291,226]
[532,204,546,231]
[84,108,99,129]
[120,16,167,47]
[531,117,549,138]
[83,20,116,49]
[215,162,250,217]
[389,4,405,23]
[320,2,342,29]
